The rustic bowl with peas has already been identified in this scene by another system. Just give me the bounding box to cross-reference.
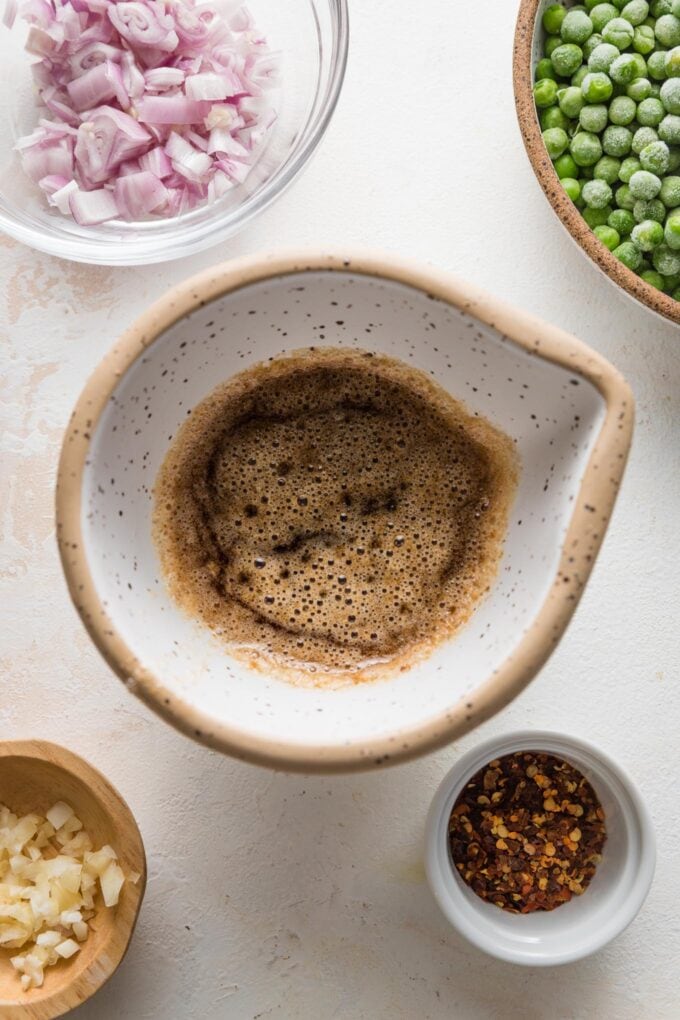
[514,0,680,325]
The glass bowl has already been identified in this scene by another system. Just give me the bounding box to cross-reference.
[0,0,348,265]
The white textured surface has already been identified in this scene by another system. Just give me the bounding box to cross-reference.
[1,0,679,1017]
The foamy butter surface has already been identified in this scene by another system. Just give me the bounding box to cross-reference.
[153,348,519,686]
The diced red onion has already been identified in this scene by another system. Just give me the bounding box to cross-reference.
[69,185,119,224]
[114,169,167,217]
[3,0,17,29]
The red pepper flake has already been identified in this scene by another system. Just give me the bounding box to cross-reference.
[448,751,607,913]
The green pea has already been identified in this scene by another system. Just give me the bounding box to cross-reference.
[609,207,636,232]
[546,35,563,57]
[619,155,643,179]
[582,70,614,100]
[603,123,634,153]
[637,96,666,122]
[595,154,623,180]
[610,52,640,81]
[629,51,649,76]
[580,103,610,130]
[562,176,582,201]
[588,42,621,70]
[554,152,580,177]
[617,182,637,206]
[631,217,665,246]
[582,178,613,205]
[664,45,680,75]
[640,268,666,286]
[572,65,591,86]
[594,223,622,246]
[640,139,671,171]
[571,129,605,163]
[633,23,656,52]
[543,3,567,34]
[609,95,638,121]
[632,125,659,151]
[627,76,652,99]
[664,207,680,245]
[649,81,663,97]
[647,50,669,78]
[621,0,650,24]
[543,127,570,158]
[559,85,586,117]
[534,78,559,107]
[659,112,680,141]
[653,241,680,271]
[552,43,585,76]
[536,57,558,81]
[541,105,571,130]
[562,9,595,42]
[633,196,667,218]
[651,0,673,14]
[603,16,636,46]
[614,239,644,266]
[660,173,680,204]
[591,2,620,30]
[630,168,663,195]
[655,13,680,45]
[583,203,614,224]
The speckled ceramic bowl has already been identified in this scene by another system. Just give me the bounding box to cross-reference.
[514,0,680,326]
[56,251,633,772]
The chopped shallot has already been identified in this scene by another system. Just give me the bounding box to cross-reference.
[5,0,278,224]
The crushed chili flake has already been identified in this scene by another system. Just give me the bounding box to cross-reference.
[448,751,606,914]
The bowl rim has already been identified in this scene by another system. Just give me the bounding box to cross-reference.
[55,248,634,773]
[0,0,350,266]
[424,729,656,965]
[513,0,680,327]
[0,740,146,1019]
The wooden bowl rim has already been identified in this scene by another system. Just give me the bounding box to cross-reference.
[0,740,146,1020]
[513,0,680,326]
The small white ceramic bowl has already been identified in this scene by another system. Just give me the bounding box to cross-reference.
[425,730,656,966]
[57,251,633,772]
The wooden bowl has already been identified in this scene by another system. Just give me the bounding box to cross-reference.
[513,0,680,326]
[0,741,146,1020]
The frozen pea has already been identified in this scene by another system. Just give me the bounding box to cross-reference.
[595,154,623,180]
[591,2,620,30]
[559,85,586,117]
[637,96,666,122]
[583,178,614,205]
[554,152,580,178]
[639,138,671,171]
[633,196,667,219]
[629,168,663,195]
[541,105,571,130]
[546,35,563,57]
[543,127,570,158]
[616,182,637,206]
[583,203,614,225]
[613,239,644,266]
[609,207,636,231]
[620,155,642,179]
[562,9,595,42]
[588,42,621,70]
[664,46,680,76]
[534,78,559,107]
[584,32,607,58]
[640,269,666,286]
[621,0,650,23]
[543,3,567,33]
[649,82,663,98]
[603,16,636,46]
[572,65,591,86]
[552,44,585,76]
[609,95,638,121]
[603,123,634,153]
[664,207,680,246]
[536,58,557,81]
[651,0,673,13]
[648,50,669,78]
[627,76,652,99]
[655,13,680,45]
[653,241,680,271]
[594,223,622,246]
[580,103,610,130]
[632,125,659,151]
[571,130,605,163]
[562,176,582,201]
[659,112,680,141]
[582,71,615,100]
[631,217,665,247]
[610,52,640,81]
[633,24,656,52]
[660,173,680,204]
